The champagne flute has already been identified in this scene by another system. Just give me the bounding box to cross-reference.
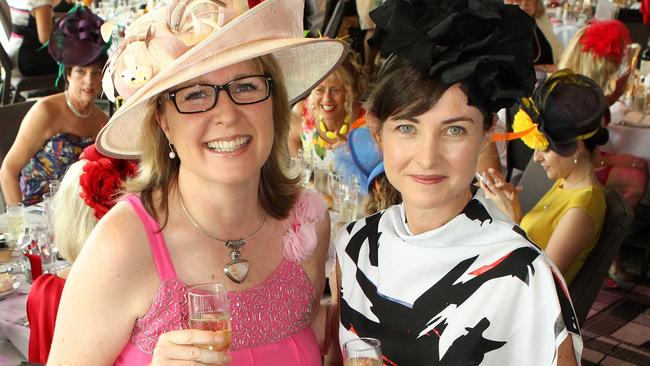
[343,337,383,366]
[48,181,60,196]
[328,171,343,212]
[300,148,314,186]
[6,204,25,248]
[188,283,232,352]
[339,182,359,223]
[42,192,56,233]
[313,168,330,195]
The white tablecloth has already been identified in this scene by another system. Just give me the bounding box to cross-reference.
[0,206,48,362]
[603,123,650,205]
[0,274,30,361]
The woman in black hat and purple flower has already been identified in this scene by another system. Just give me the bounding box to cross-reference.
[332,0,581,364]
[0,5,109,206]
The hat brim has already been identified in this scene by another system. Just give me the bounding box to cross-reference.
[97,0,348,159]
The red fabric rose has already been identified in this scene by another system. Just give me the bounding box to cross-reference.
[78,145,137,220]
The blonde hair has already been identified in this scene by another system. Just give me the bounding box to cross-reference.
[53,161,97,263]
[126,55,301,226]
[311,52,367,114]
[558,27,619,96]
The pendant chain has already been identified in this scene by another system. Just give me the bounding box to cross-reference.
[177,188,266,249]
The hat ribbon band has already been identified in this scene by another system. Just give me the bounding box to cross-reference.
[553,128,600,145]
[491,126,536,142]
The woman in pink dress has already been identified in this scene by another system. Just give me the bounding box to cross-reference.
[46,0,348,365]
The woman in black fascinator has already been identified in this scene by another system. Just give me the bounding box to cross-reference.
[331,0,581,365]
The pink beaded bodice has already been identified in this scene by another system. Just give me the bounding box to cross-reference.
[122,190,325,356]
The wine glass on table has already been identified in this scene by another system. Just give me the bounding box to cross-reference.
[6,204,25,249]
[188,283,232,352]
[339,181,359,223]
[328,171,343,212]
[343,337,383,366]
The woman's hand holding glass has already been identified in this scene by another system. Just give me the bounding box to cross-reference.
[479,168,523,223]
[151,283,232,365]
[151,328,231,365]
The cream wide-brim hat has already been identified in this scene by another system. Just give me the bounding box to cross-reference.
[96,0,348,159]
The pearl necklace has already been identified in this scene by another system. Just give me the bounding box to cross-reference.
[65,91,92,119]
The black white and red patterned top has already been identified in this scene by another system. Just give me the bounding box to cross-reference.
[335,191,582,365]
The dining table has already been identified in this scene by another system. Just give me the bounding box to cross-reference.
[0,204,49,364]
[603,111,650,206]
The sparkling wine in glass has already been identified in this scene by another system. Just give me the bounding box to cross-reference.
[6,204,25,248]
[339,183,359,222]
[328,171,343,212]
[188,283,232,352]
[343,338,383,366]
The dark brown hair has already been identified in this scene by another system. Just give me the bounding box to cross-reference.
[63,54,109,82]
[365,55,491,211]
[371,55,491,130]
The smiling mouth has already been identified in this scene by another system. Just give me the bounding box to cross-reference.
[320,104,336,112]
[411,175,446,184]
[205,136,251,153]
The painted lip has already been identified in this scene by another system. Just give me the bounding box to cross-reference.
[410,175,446,184]
[202,135,251,156]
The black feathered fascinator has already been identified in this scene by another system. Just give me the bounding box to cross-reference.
[369,0,537,113]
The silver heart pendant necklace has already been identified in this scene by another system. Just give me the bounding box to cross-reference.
[178,188,266,284]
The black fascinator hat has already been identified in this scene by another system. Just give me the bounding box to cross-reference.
[515,70,609,157]
[369,0,536,113]
[48,5,109,67]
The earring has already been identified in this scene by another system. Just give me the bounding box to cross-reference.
[168,142,176,159]
[573,156,578,164]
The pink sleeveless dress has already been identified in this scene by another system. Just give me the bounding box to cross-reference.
[113,190,326,365]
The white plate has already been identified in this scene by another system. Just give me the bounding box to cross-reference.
[0,281,20,299]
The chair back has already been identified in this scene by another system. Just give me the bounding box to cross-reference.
[0,100,35,210]
[569,189,633,326]
[323,0,349,38]
[0,99,35,163]
[0,36,12,105]
[0,0,10,40]
[518,156,554,215]
[0,34,58,104]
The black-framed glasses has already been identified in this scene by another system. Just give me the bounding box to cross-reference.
[166,74,273,114]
